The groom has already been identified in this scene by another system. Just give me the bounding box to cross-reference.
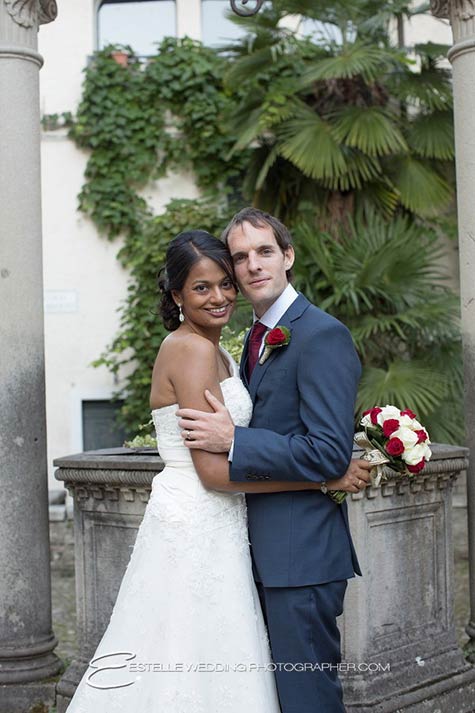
[177,208,370,712]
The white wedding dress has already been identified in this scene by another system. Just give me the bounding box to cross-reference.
[66,349,281,713]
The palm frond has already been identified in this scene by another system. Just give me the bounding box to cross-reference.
[389,68,453,111]
[354,180,400,218]
[389,157,453,216]
[414,42,451,61]
[356,360,448,417]
[325,150,382,191]
[293,211,453,316]
[349,298,459,348]
[406,110,454,160]
[277,110,347,180]
[226,106,265,154]
[298,43,402,86]
[255,144,280,189]
[331,106,408,156]
[224,45,281,87]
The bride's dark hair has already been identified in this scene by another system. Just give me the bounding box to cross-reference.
[158,230,236,331]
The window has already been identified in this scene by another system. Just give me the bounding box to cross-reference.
[97,0,176,56]
[299,18,349,45]
[82,400,128,451]
[201,0,248,46]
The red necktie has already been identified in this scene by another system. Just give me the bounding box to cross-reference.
[247,321,267,380]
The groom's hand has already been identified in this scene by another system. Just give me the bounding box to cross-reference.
[176,390,235,452]
[326,459,372,493]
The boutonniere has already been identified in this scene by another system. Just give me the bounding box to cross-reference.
[259,326,291,365]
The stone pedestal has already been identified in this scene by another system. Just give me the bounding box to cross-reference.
[341,444,475,712]
[55,445,473,712]
[0,1,61,711]
[53,448,164,713]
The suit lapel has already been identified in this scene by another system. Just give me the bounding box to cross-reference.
[239,327,252,389]
[249,293,310,401]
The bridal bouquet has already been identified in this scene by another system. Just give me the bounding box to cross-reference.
[326,405,432,504]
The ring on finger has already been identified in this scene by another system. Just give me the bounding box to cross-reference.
[185,429,192,440]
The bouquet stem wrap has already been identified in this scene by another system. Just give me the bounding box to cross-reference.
[353,431,391,486]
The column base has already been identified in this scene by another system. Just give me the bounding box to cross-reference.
[0,642,63,685]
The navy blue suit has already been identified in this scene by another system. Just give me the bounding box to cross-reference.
[230,293,362,712]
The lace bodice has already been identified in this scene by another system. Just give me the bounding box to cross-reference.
[151,349,252,466]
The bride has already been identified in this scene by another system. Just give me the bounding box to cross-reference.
[65,230,328,712]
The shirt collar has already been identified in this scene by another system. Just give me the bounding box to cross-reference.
[252,283,299,329]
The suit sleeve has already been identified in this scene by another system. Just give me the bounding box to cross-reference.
[229,322,361,483]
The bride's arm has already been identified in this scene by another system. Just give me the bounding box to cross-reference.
[170,335,321,494]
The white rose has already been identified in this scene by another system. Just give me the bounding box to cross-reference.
[399,414,422,429]
[390,427,418,451]
[403,443,431,465]
[376,405,402,426]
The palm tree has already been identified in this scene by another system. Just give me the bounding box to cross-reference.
[292,211,463,442]
[223,0,455,227]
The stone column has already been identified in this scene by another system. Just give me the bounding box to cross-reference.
[430,0,475,663]
[0,1,62,711]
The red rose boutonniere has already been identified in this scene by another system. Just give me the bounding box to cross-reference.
[259,326,291,365]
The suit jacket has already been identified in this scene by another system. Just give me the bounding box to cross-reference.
[230,292,362,587]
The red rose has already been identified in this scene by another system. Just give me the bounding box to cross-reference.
[362,409,371,417]
[370,407,382,425]
[401,408,417,419]
[382,419,399,438]
[386,437,405,456]
[415,429,428,443]
[267,328,287,346]
[407,459,426,474]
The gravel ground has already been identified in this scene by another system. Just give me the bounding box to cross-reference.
[49,506,472,668]
[50,518,77,668]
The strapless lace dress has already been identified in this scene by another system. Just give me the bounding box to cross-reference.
[66,349,281,713]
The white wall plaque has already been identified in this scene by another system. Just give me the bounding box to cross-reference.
[44,289,79,313]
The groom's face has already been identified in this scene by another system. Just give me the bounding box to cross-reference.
[227,221,294,317]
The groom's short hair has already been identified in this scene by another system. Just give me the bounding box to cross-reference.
[221,207,294,281]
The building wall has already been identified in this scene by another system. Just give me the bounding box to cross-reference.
[38,2,454,491]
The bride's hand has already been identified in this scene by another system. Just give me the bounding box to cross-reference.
[176,390,235,453]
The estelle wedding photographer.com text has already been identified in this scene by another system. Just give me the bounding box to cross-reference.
[84,652,391,690]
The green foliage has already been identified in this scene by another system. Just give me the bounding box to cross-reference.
[223,0,455,223]
[70,6,462,443]
[220,326,248,364]
[91,199,230,435]
[292,212,463,442]
[70,46,162,239]
[41,111,74,131]
[70,39,248,244]
[123,429,157,449]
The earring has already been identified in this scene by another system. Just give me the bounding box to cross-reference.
[178,304,184,323]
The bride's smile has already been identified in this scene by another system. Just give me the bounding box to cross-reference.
[172,256,237,333]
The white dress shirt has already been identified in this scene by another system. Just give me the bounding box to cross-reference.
[251,282,299,357]
[228,283,299,461]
